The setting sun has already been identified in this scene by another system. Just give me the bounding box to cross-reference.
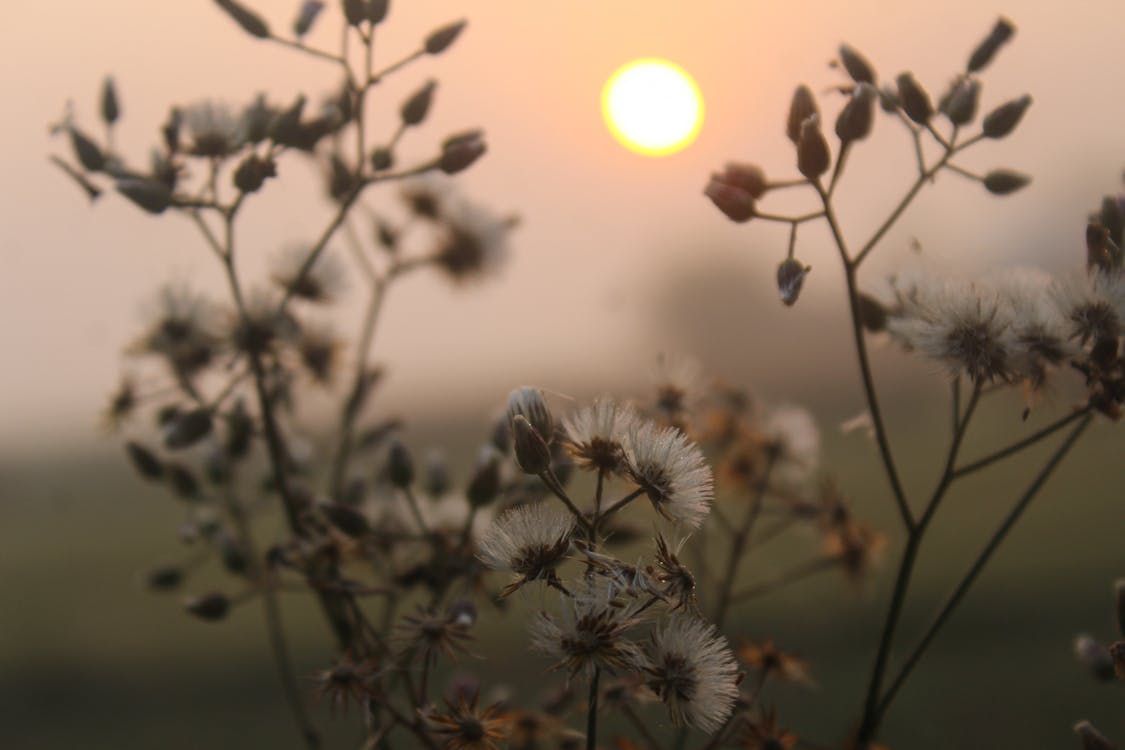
[602,58,704,156]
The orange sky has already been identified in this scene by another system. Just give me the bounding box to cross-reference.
[2,1,1124,454]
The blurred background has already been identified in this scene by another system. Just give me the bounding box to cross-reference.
[2,1,1124,748]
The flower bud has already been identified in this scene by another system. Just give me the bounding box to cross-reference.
[439,130,486,174]
[1074,634,1116,682]
[877,84,900,113]
[101,76,120,126]
[786,85,818,144]
[797,115,830,180]
[213,0,270,39]
[982,169,1030,196]
[967,17,1016,73]
[163,108,182,152]
[70,128,105,172]
[269,95,307,146]
[116,177,172,214]
[1116,578,1125,638]
[322,502,371,537]
[777,258,812,306]
[167,463,201,500]
[895,73,932,124]
[466,448,501,508]
[162,408,214,450]
[400,80,436,126]
[704,164,764,223]
[512,415,552,475]
[233,153,276,194]
[185,592,230,621]
[1074,721,1115,750]
[366,0,389,24]
[386,438,415,488]
[835,83,877,143]
[145,565,183,591]
[371,146,394,172]
[294,1,325,36]
[342,0,365,26]
[424,450,450,498]
[425,19,466,55]
[939,77,980,126]
[1086,224,1121,273]
[982,95,1031,139]
[126,441,164,480]
[506,387,553,446]
[839,43,876,84]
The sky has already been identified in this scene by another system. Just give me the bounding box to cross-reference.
[2,0,1124,455]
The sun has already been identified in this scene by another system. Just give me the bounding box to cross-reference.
[602,58,704,157]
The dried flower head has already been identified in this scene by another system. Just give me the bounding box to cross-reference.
[1049,271,1125,345]
[311,655,379,715]
[294,321,341,384]
[226,289,298,356]
[478,502,574,597]
[102,375,138,431]
[995,268,1076,388]
[763,404,820,473]
[402,176,452,221]
[528,581,645,678]
[622,420,714,528]
[432,197,512,283]
[396,605,473,660]
[654,534,698,614]
[643,615,739,733]
[651,355,705,426]
[737,639,810,683]
[824,521,885,583]
[423,691,511,750]
[562,399,638,473]
[132,284,219,378]
[270,245,346,304]
[181,100,245,157]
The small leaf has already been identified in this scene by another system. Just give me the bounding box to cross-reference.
[982,94,1031,139]
[126,441,164,480]
[69,128,105,172]
[425,19,466,55]
[213,0,270,39]
[116,177,172,214]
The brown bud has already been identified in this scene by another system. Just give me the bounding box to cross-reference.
[1074,721,1115,750]
[375,218,398,250]
[126,441,164,480]
[233,153,276,194]
[982,94,1031,139]
[512,415,552,475]
[877,84,900,113]
[1074,634,1117,682]
[895,73,933,124]
[439,130,486,174]
[116,177,172,214]
[70,128,105,172]
[424,450,451,498]
[322,502,371,537]
[342,0,365,26]
[213,0,270,39]
[982,169,1031,195]
[797,115,830,179]
[386,438,414,488]
[777,258,812,306]
[1086,224,1122,273]
[366,0,389,24]
[967,17,1016,73]
[163,408,213,450]
[786,85,818,144]
[269,95,307,146]
[425,19,466,55]
[1115,578,1125,638]
[705,164,765,223]
[293,1,325,37]
[400,80,436,126]
[839,43,876,84]
[835,82,877,143]
[1099,196,1124,248]
[185,592,230,621]
[939,77,980,126]
[370,146,394,171]
[101,76,120,126]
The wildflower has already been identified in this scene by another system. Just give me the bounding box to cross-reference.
[431,197,512,283]
[396,605,473,660]
[737,639,810,684]
[181,100,244,157]
[1049,271,1125,345]
[888,274,1017,382]
[132,284,219,378]
[995,269,1075,388]
[823,521,884,583]
[226,289,298,356]
[562,399,637,473]
[270,245,345,304]
[423,691,511,750]
[622,419,714,528]
[478,503,575,597]
[311,656,380,715]
[642,615,739,733]
[528,581,645,678]
[654,534,698,614]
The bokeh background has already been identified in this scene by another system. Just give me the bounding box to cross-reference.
[3,1,1124,748]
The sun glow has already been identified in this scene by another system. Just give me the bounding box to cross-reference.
[602,59,704,157]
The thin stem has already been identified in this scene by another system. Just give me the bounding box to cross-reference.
[596,486,646,526]
[952,405,1092,478]
[586,667,601,750]
[728,555,838,603]
[541,470,592,532]
[752,210,825,224]
[873,414,1094,728]
[827,140,851,197]
[369,49,425,83]
[713,456,775,627]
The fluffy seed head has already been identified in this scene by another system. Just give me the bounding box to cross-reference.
[528,582,645,678]
[478,503,574,597]
[622,420,713,528]
[643,615,739,733]
[562,399,638,473]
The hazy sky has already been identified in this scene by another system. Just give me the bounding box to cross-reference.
[2,1,1123,455]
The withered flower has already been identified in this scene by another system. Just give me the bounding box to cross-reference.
[396,605,473,660]
[423,691,511,750]
[529,581,645,678]
[654,534,698,614]
[737,639,810,684]
[477,502,575,597]
[643,615,740,733]
[311,655,380,715]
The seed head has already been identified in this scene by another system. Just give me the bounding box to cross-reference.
[622,420,713,528]
[478,502,574,597]
[643,615,739,733]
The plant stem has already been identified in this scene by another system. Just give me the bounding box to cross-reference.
[952,405,1092,478]
[872,414,1093,727]
[728,555,838,603]
[587,667,601,750]
[713,456,775,627]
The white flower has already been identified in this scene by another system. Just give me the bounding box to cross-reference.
[643,615,739,733]
[478,502,574,597]
[622,420,713,528]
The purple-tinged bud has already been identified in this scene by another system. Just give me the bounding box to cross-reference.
[786,85,818,144]
[126,441,164,480]
[1074,634,1117,682]
[506,387,553,446]
[896,73,933,124]
[983,169,1031,196]
[1074,721,1115,750]
[162,408,213,450]
[439,130,486,174]
[835,83,877,143]
[400,80,436,126]
[512,415,552,475]
[939,77,980,126]
[982,95,1031,139]
[386,438,415,488]
[797,115,830,180]
[293,1,324,37]
[213,0,270,39]
[185,592,230,621]
[425,19,466,55]
[116,177,172,214]
[70,128,105,172]
[967,17,1016,73]
[777,258,812,307]
[839,43,876,84]
[101,76,120,126]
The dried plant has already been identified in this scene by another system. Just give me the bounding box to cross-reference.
[51,6,1123,750]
